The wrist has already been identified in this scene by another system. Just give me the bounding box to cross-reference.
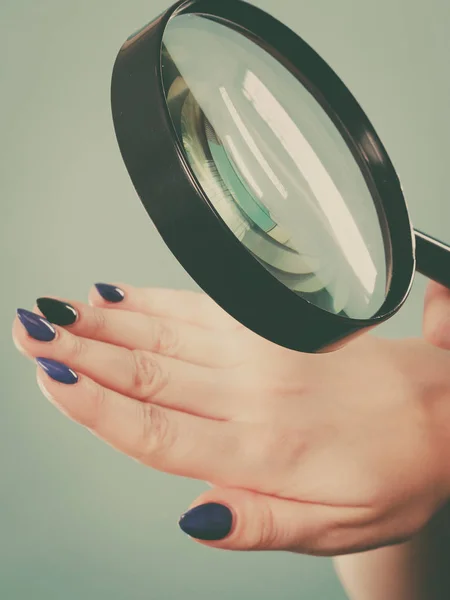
[333,501,450,600]
[333,540,426,600]
[392,337,450,506]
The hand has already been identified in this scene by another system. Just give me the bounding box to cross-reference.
[423,281,450,349]
[333,280,450,600]
[12,284,450,556]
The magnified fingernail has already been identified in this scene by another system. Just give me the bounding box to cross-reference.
[94,283,125,304]
[36,358,79,385]
[37,298,78,326]
[178,503,233,541]
[17,309,56,342]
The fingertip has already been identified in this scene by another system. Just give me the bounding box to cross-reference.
[35,368,76,421]
[35,357,79,385]
[11,313,39,357]
[178,501,234,544]
[12,323,27,356]
[88,284,104,305]
[178,489,334,553]
[90,283,128,306]
[33,302,43,317]
[35,298,78,327]
[178,488,264,549]
[36,370,56,403]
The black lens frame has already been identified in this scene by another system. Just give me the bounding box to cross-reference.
[111,0,416,353]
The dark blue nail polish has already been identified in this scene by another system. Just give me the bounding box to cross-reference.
[36,358,79,385]
[17,309,56,342]
[95,283,125,304]
[178,503,233,541]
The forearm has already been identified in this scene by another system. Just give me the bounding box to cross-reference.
[333,502,450,600]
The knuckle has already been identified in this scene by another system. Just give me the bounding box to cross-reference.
[267,427,309,472]
[131,349,168,399]
[251,499,278,550]
[135,403,173,466]
[69,334,88,363]
[90,308,107,338]
[150,319,180,357]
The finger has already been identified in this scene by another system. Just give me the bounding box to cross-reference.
[35,363,280,490]
[35,361,240,479]
[35,297,240,368]
[89,283,241,331]
[13,312,233,420]
[35,358,327,498]
[178,488,377,556]
[423,282,450,348]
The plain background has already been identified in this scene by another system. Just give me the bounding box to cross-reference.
[2,0,450,598]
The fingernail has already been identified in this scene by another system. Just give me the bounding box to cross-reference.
[37,298,78,326]
[17,309,56,342]
[178,503,233,541]
[95,283,125,304]
[36,358,79,385]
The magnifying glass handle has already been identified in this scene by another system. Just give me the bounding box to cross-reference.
[414,229,450,289]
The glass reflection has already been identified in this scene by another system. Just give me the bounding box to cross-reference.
[161,14,389,318]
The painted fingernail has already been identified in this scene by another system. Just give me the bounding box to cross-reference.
[178,503,233,541]
[95,283,125,304]
[36,298,78,326]
[36,358,79,385]
[17,309,56,342]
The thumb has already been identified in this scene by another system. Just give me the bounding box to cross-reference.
[423,282,450,349]
[177,488,353,556]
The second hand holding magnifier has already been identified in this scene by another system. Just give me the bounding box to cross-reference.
[111,0,450,353]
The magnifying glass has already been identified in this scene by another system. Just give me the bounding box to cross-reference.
[111,0,450,353]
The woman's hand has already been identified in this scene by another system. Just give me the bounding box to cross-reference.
[333,280,450,600]
[12,283,450,556]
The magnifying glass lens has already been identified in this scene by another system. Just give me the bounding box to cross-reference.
[161,14,391,319]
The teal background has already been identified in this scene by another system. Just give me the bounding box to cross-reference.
[1,0,449,598]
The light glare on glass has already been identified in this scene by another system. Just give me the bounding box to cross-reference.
[161,13,390,319]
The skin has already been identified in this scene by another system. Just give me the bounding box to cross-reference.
[334,282,450,600]
[11,282,450,563]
